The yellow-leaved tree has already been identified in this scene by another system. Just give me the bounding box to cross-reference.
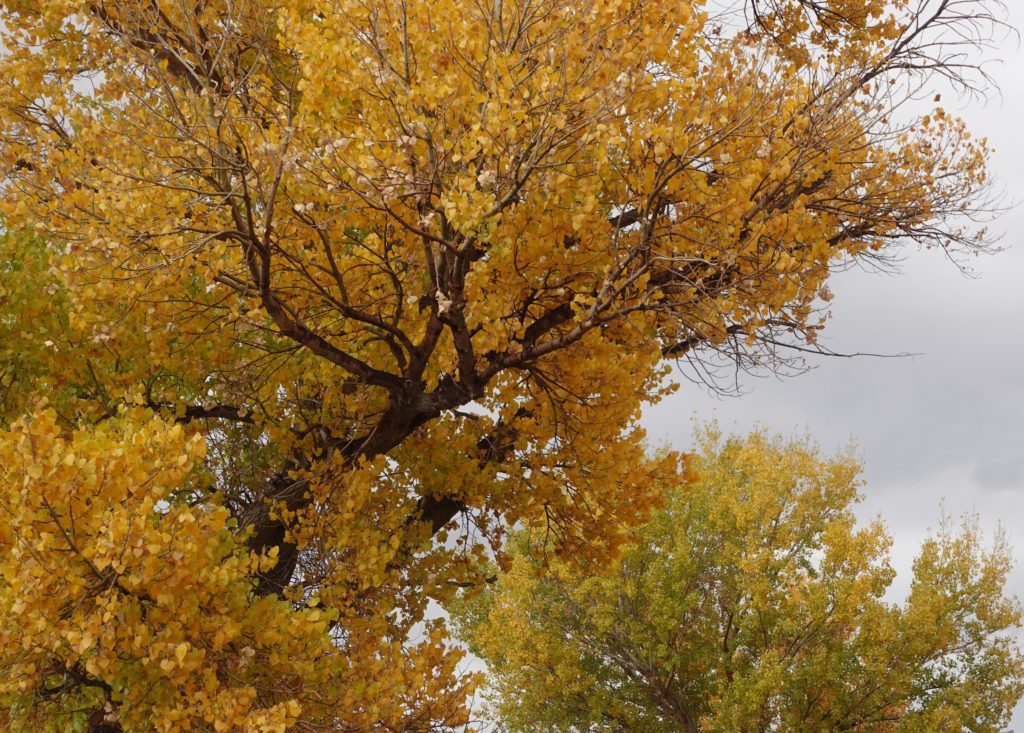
[454,431,1024,733]
[0,0,1008,729]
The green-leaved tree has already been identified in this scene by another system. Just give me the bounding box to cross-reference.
[455,431,1024,733]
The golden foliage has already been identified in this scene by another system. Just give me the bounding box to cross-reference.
[0,0,1005,728]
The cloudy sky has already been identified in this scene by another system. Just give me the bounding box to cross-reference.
[643,1,1024,720]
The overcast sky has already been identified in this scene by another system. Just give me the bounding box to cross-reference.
[643,2,1024,722]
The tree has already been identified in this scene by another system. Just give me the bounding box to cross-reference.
[0,0,1007,729]
[455,430,1024,733]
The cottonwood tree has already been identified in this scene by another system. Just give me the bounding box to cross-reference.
[455,431,1024,733]
[0,0,1007,729]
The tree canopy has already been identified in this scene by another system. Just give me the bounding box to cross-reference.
[455,431,1024,733]
[0,0,1008,729]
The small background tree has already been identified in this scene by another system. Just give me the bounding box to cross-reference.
[455,430,1024,733]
